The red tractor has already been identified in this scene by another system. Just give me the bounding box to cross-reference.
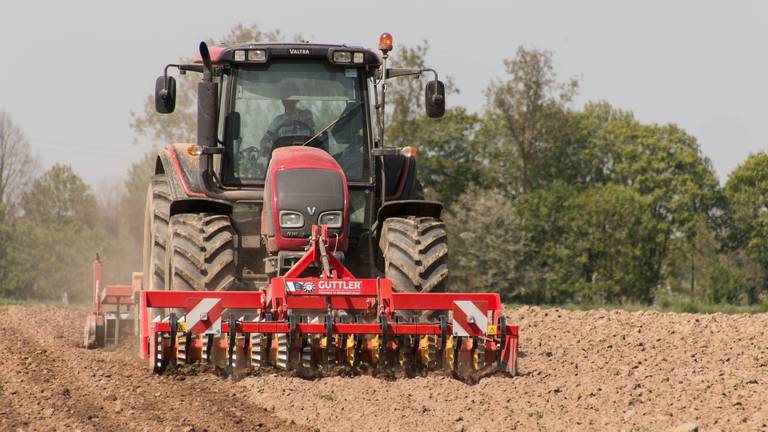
[144,34,447,297]
[135,34,518,379]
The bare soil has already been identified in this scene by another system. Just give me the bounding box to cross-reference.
[2,304,767,431]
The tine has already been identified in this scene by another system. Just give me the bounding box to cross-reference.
[345,334,356,367]
[275,333,289,370]
[176,332,187,364]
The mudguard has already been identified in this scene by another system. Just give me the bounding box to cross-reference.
[372,199,443,243]
[155,143,231,217]
[380,155,422,201]
[155,143,206,200]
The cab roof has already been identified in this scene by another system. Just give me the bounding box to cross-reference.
[194,43,382,67]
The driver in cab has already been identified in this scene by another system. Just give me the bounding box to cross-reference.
[260,82,316,149]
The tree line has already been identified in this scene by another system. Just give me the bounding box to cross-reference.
[0,24,766,308]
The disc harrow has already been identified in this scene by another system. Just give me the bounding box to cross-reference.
[139,225,519,381]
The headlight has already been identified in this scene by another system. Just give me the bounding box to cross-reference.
[247,49,267,62]
[332,51,352,63]
[234,49,267,63]
[279,211,304,228]
[318,211,342,228]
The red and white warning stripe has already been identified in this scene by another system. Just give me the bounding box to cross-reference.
[184,297,223,334]
[452,300,488,337]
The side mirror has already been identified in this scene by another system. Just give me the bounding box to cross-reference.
[224,112,241,143]
[425,80,445,118]
[155,76,176,114]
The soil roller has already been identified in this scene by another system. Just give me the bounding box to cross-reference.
[140,225,519,381]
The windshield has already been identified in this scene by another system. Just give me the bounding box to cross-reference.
[225,61,368,183]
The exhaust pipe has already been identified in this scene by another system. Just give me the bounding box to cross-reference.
[197,42,218,149]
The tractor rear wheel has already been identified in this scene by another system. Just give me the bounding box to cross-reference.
[142,175,170,291]
[167,213,237,291]
[379,217,448,293]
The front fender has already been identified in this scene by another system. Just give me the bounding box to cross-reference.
[155,143,206,200]
[169,197,232,218]
[373,199,443,243]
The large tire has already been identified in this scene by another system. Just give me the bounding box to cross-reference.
[168,213,237,291]
[142,175,170,291]
[379,216,448,293]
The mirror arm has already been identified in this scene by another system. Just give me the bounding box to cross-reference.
[421,68,439,82]
[378,67,439,81]
[159,64,181,101]
[422,68,444,107]
[160,64,205,92]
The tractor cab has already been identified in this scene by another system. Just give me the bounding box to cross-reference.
[193,43,381,186]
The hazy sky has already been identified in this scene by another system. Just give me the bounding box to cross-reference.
[1,0,766,191]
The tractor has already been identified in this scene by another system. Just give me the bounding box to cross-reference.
[143,33,448,297]
[129,33,518,378]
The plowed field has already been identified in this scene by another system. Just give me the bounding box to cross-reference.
[2,304,767,431]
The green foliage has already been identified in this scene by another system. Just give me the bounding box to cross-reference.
[444,187,524,297]
[0,164,105,301]
[482,47,579,196]
[20,164,98,227]
[724,152,768,266]
[562,184,660,303]
[405,108,483,207]
[444,49,728,306]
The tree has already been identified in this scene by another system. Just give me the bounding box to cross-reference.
[724,152,768,274]
[483,47,579,196]
[0,111,37,213]
[444,187,524,297]
[2,164,104,300]
[568,103,722,297]
[562,184,661,303]
[20,164,98,228]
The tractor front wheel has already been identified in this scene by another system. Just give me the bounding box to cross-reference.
[167,213,237,291]
[379,216,448,293]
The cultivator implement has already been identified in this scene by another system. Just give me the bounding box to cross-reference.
[84,255,141,348]
[139,226,519,381]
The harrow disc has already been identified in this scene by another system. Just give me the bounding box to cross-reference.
[300,337,313,370]
[250,333,266,368]
[274,333,289,370]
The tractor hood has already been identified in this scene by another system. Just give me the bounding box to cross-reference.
[261,146,348,253]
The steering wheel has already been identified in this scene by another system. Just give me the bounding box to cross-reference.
[275,118,314,137]
[272,134,317,150]
[238,145,262,176]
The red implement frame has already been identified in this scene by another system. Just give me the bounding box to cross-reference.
[138,225,519,374]
[84,256,140,348]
